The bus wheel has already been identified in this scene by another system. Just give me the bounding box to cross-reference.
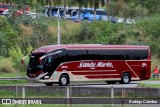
[106,81,116,84]
[45,83,53,86]
[120,73,130,84]
[59,75,68,86]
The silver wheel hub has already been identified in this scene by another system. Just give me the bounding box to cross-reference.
[123,76,129,83]
[61,77,67,85]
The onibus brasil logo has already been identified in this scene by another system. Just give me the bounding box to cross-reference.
[1,99,42,105]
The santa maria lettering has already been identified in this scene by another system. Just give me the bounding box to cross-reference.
[78,62,113,69]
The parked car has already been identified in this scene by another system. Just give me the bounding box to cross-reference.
[0,3,30,15]
[0,9,24,17]
[24,12,48,19]
[101,16,116,23]
[126,19,136,24]
[0,9,9,17]
[0,3,10,14]
[116,18,124,23]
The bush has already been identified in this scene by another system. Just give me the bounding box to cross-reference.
[0,57,15,73]
[80,20,125,44]
[0,16,18,57]
[9,46,25,72]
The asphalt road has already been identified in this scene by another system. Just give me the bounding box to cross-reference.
[25,79,160,87]
[26,81,141,88]
[70,82,139,88]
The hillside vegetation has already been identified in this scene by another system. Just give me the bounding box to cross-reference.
[0,3,160,72]
[0,0,160,73]
[0,14,160,73]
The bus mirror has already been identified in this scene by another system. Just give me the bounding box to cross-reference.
[39,58,42,64]
[21,56,28,65]
[21,59,24,64]
[39,55,46,64]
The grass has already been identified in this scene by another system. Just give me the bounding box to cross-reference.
[0,90,16,97]
[0,88,66,98]
[148,77,157,80]
[138,83,160,88]
[138,77,160,88]
[0,72,28,85]
[0,72,26,77]
[0,80,28,85]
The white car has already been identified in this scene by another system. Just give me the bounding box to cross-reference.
[25,12,48,19]
[116,18,124,23]
[126,19,136,24]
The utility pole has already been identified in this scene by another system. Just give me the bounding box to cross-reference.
[106,0,110,21]
[58,9,61,45]
[64,0,66,20]
[49,0,52,17]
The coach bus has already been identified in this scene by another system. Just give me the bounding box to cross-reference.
[23,44,151,86]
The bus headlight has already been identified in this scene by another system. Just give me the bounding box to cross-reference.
[44,76,49,79]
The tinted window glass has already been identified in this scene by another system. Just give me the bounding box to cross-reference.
[67,50,86,56]
[27,53,45,73]
[87,50,125,60]
[46,49,148,65]
[66,50,87,61]
[125,49,148,60]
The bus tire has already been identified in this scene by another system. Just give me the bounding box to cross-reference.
[106,81,116,84]
[120,73,130,84]
[45,83,53,86]
[59,75,69,86]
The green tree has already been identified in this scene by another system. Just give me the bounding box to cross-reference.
[134,0,160,14]
[0,16,18,57]
[0,0,13,5]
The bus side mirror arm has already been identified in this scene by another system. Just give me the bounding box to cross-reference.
[21,56,29,65]
[39,55,46,64]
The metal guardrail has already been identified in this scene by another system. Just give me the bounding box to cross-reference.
[0,77,26,80]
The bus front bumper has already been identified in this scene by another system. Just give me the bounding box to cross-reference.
[27,72,58,83]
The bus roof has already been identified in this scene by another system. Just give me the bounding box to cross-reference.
[32,44,149,54]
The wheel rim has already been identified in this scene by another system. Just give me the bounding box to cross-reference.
[123,75,129,83]
[61,77,67,85]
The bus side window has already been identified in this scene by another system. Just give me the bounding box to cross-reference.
[125,55,129,60]
[138,50,148,59]
[46,57,53,67]
[87,50,99,60]
[102,50,125,60]
[126,50,140,60]
[67,50,87,61]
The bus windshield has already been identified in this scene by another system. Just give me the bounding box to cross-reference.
[28,53,45,71]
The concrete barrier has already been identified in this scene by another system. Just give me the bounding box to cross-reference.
[0,86,160,98]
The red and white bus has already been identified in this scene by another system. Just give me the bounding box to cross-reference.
[24,44,151,86]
